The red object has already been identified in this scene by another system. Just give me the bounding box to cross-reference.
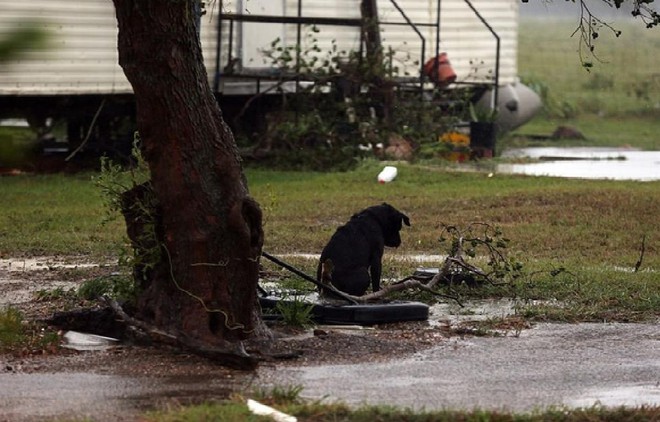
[423,53,457,87]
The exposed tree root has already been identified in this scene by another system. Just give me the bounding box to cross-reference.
[104,297,259,370]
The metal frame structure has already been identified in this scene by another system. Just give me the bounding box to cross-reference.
[214,0,500,101]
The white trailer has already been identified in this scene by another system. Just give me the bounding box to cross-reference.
[0,0,538,155]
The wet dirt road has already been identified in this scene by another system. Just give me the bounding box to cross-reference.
[261,322,660,412]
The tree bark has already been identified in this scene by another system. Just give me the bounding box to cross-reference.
[112,0,265,366]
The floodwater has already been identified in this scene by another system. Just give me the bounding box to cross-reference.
[261,322,660,412]
[498,147,660,181]
[0,372,243,421]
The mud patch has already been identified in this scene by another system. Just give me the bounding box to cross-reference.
[0,256,117,310]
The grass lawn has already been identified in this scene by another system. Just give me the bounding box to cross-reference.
[1,161,658,323]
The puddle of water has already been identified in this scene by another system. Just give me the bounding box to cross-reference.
[275,253,447,263]
[263,322,660,412]
[430,298,518,325]
[498,148,660,181]
[0,372,243,421]
[0,257,100,272]
[568,385,660,408]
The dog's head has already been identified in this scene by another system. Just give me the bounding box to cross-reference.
[363,203,411,247]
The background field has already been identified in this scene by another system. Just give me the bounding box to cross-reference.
[510,18,660,150]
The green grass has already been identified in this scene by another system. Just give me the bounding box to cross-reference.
[1,161,657,322]
[0,307,25,349]
[0,306,60,353]
[146,395,660,422]
[0,173,125,257]
[0,16,658,422]
[518,20,660,115]
[513,20,660,149]
[249,161,658,267]
[250,161,660,321]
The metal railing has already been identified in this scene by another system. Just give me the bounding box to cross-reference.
[213,0,440,94]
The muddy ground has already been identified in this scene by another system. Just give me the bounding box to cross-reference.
[0,256,455,421]
[1,257,659,421]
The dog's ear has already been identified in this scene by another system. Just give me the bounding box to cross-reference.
[401,213,411,227]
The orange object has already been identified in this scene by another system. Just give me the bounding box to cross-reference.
[423,53,457,87]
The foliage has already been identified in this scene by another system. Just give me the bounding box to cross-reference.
[92,137,154,303]
[517,19,659,125]
[77,274,136,302]
[273,296,315,328]
[94,136,151,223]
[249,26,460,169]
[519,75,578,120]
[0,307,24,348]
[0,307,60,354]
[250,104,369,171]
[438,223,524,286]
[427,131,471,161]
[555,0,659,68]
[468,102,498,123]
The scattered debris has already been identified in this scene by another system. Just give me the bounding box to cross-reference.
[551,125,585,140]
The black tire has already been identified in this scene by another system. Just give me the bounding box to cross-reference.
[259,297,429,325]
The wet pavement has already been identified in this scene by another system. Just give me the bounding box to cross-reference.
[0,372,245,421]
[498,147,660,181]
[1,321,659,420]
[260,322,660,412]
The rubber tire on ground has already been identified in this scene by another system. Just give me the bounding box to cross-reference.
[259,297,429,325]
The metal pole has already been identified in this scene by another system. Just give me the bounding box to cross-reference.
[463,0,500,109]
[388,0,426,92]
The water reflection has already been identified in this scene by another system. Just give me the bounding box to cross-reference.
[498,147,660,181]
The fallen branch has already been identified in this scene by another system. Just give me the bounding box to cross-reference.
[363,275,463,307]
[344,255,466,306]
[265,223,518,308]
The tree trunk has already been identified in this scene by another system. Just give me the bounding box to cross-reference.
[112,0,265,367]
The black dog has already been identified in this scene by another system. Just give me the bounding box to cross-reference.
[317,203,410,296]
